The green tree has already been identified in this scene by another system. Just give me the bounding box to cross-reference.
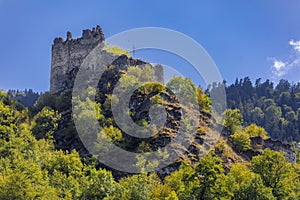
[99,125,122,142]
[223,109,243,133]
[32,92,58,113]
[0,90,11,105]
[251,149,297,199]
[118,65,156,90]
[245,124,268,139]
[73,97,104,147]
[196,87,211,112]
[195,154,224,199]
[164,163,199,200]
[81,168,118,199]
[117,173,160,200]
[149,184,178,200]
[31,107,61,140]
[229,163,275,200]
[166,77,197,106]
[207,174,234,200]
[230,130,251,152]
[264,105,282,139]
[0,157,57,199]
[250,107,264,127]
[0,101,17,140]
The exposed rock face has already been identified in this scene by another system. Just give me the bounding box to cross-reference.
[251,136,296,162]
[49,25,296,179]
[221,129,296,163]
[50,26,165,155]
[50,26,215,178]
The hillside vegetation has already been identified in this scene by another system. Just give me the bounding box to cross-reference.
[215,78,300,142]
[1,75,300,199]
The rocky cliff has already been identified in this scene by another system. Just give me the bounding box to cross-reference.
[49,25,296,178]
[49,26,217,177]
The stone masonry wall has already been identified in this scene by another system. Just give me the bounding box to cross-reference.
[50,25,165,95]
[50,25,105,94]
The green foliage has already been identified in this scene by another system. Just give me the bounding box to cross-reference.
[33,91,58,112]
[0,92,27,141]
[31,107,61,140]
[0,156,58,199]
[1,82,300,200]
[73,97,105,146]
[135,148,169,173]
[139,82,165,95]
[166,76,197,106]
[251,148,297,199]
[164,163,200,200]
[103,43,131,57]
[149,183,179,200]
[0,93,120,199]
[31,91,72,115]
[223,109,243,133]
[196,87,211,112]
[245,124,268,139]
[250,107,265,126]
[0,90,12,105]
[7,89,40,107]
[264,105,282,139]
[208,174,234,199]
[224,163,275,200]
[195,154,224,199]
[97,125,122,143]
[0,102,17,140]
[230,130,251,152]
[223,77,300,141]
[80,168,117,199]
[117,173,160,200]
[118,65,156,90]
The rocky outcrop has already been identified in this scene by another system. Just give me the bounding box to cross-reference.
[251,136,296,162]
[221,129,296,163]
[49,26,296,180]
[49,26,217,178]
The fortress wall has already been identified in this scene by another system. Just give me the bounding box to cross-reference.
[50,26,104,94]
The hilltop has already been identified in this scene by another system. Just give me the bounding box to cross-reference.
[0,25,299,199]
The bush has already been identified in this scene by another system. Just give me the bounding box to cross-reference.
[223,109,243,133]
[245,124,268,139]
[230,131,251,152]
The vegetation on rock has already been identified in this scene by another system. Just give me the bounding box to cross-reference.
[1,87,299,199]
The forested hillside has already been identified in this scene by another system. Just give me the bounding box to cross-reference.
[223,78,300,142]
[1,80,300,199]
[2,44,300,199]
[7,89,40,107]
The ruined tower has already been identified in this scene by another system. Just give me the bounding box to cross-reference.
[50,25,164,95]
[50,25,105,94]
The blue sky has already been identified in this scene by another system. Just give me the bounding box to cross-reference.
[1,0,300,91]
